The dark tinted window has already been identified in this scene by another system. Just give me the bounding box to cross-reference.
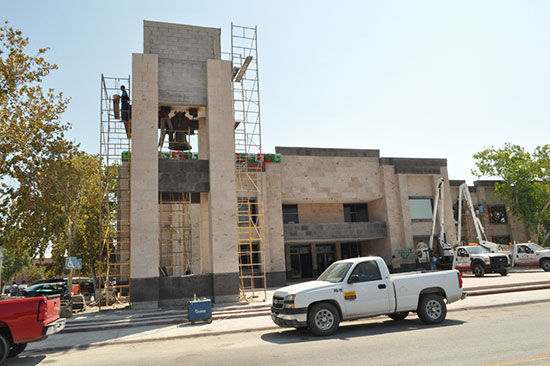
[350,261,382,282]
[344,203,369,222]
[282,204,299,224]
[490,206,507,224]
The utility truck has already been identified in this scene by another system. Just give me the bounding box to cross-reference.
[510,242,550,271]
[271,256,466,336]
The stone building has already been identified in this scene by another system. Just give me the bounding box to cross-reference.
[110,20,531,309]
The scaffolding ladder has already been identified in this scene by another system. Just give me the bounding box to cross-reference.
[99,74,131,308]
[231,24,267,301]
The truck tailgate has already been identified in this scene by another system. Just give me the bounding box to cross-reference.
[45,295,61,324]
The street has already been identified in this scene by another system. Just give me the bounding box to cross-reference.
[12,294,550,366]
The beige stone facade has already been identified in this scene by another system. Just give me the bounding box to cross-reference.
[125,21,532,308]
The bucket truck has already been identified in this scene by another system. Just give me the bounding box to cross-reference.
[452,183,510,276]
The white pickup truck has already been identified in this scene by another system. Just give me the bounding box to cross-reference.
[512,243,550,271]
[271,256,466,336]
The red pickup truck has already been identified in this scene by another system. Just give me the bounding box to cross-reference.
[0,295,66,364]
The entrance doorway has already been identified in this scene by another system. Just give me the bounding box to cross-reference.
[290,245,313,279]
[316,244,336,276]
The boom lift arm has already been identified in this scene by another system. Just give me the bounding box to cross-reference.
[457,183,500,252]
[427,178,454,269]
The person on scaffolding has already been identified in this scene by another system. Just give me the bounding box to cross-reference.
[120,85,130,122]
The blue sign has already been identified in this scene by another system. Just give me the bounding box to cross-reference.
[65,257,82,270]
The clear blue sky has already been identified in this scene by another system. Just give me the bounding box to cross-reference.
[4,1,550,182]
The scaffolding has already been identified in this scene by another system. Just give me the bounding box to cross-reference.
[99,74,131,308]
[231,24,267,301]
[159,192,192,276]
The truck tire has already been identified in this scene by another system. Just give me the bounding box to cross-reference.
[472,263,485,277]
[388,312,409,321]
[307,302,340,336]
[541,258,550,272]
[0,334,9,365]
[8,343,27,358]
[498,269,508,276]
[417,294,447,324]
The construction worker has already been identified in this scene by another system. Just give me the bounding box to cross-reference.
[120,85,130,122]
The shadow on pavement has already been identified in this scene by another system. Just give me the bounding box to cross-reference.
[261,317,465,344]
[6,355,46,365]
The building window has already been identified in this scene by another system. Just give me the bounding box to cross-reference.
[282,204,299,224]
[409,198,433,220]
[493,236,511,245]
[344,203,369,223]
[490,206,507,224]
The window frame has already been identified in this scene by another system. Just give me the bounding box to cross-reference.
[282,204,299,224]
[408,197,433,221]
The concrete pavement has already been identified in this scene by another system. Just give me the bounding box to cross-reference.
[25,269,550,354]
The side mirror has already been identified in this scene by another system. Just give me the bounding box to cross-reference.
[348,274,360,284]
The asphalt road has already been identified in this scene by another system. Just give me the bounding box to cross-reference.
[11,299,550,366]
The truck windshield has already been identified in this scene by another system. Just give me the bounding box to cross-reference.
[528,243,545,251]
[466,246,489,254]
[317,263,352,283]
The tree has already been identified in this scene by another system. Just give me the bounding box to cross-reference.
[0,246,31,285]
[0,21,73,250]
[473,143,550,246]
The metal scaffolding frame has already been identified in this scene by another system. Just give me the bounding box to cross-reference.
[231,24,267,301]
[159,192,192,276]
[99,74,131,308]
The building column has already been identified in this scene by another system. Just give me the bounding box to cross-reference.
[205,59,239,303]
[130,53,160,309]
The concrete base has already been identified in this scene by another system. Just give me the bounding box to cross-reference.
[131,273,241,307]
[130,277,160,309]
[212,272,239,303]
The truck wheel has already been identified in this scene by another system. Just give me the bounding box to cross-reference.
[0,334,9,364]
[307,302,340,336]
[472,263,485,277]
[417,294,447,324]
[8,343,27,358]
[541,259,550,272]
[498,269,508,276]
[388,312,409,321]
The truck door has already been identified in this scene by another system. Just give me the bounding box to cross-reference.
[455,248,470,270]
[342,260,392,317]
[516,245,536,266]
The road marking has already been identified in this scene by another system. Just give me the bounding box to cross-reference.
[484,355,550,365]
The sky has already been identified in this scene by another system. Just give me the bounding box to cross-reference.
[3,0,550,183]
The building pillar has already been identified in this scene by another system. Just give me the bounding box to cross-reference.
[205,59,239,302]
[130,53,160,309]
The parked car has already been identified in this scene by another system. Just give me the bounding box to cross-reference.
[271,256,466,336]
[23,282,68,298]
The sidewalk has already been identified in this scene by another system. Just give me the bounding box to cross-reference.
[26,270,550,353]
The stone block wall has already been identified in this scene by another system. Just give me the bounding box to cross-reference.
[144,21,221,106]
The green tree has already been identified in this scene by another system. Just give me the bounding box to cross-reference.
[1,246,31,284]
[1,20,73,283]
[473,143,550,246]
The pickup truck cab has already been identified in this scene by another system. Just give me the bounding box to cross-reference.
[513,243,550,271]
[454,245,510,277]
[0,295,66,364]
[271,256,466,336]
